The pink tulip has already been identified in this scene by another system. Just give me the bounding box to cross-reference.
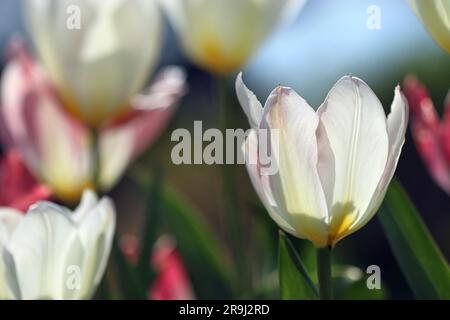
[0,150,51,212]
[149,236,195,300]
[119,234,140,264]
[119,234,195,300]
[403,75,450,194]
[0,41,186,203]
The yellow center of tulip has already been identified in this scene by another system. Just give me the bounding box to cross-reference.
[51,179,95,205]
[59,85,130,127]
[328,202,358,246]
[198,37,247,75]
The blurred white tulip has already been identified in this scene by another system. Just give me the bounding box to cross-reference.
[0,190,115,300]
[237,74,408,247]
[1,42,185,203]
[24,0,163,126]
[160,0,306,74]
[0,208,22,299]
[408,0,450,54]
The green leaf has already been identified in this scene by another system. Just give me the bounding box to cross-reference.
[379,178,450,299]
[162,185,234,299]
[128,167,233,299]
[248,202,279,277]
[279,232,318,300]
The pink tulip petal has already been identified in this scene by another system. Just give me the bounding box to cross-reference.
[440,91,450,165]
[241,130,296,235]
[403,75,450,193]
[0,150,51,212]
[99,67,186,190]
[119,234,140,264]
[1,40,186,200]
[118,234,194,300]
[0,40,92,201]
[149,236,195,300]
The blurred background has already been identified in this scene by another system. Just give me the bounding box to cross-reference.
[1,0,449,299]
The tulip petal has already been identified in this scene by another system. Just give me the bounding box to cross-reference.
[235,72,263,129]
[79,0,127,63]
[260,86,328,247]
[241,130,296,235]
[24,0,163,126]
[409,0,450,54]
[0,209,23,243]
[160,0,303,73]
[317,76,389,245]
[25,92,92,202]
[1,192,115,300]
[403,75,450,193]
[150,236,195,300]
[384,87,409,189]
[72,189,99,223]
[59,190,115,298]
[440,93,450,174]
[76,196,115,298]
[351,86,409,235]
[0,45,92,202]
[4,202,83,299]
[0,151,51,212]
[99,67,186,190]
[280,0,308,24]
[0,208,23,299]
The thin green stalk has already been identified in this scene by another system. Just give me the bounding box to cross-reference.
[316,247,333,300]
[90,128,146,298]
[216,75,248,295]
[137,169,162,287]
[112,236,146,299]
[95,272,111,300]
[90,128,101,189]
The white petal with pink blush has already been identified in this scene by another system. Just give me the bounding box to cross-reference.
[0,43,186,202]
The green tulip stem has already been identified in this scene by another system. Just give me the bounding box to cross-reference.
[216,75,248,295]
[317,246,333,300]
[90,127,101,191]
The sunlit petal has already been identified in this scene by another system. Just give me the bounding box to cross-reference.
[317,76,389,245]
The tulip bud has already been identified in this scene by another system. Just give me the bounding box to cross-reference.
[160,0,305,74]
[150,236,195,300]
[408,0,450,54]
[24,0,163,126]
[237,74,408,247]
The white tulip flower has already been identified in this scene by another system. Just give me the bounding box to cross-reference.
[160,0,306,74]
[237,74,408,247]
[408,0,450,54]
[24,0,162,126]
[0,190,115,299]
